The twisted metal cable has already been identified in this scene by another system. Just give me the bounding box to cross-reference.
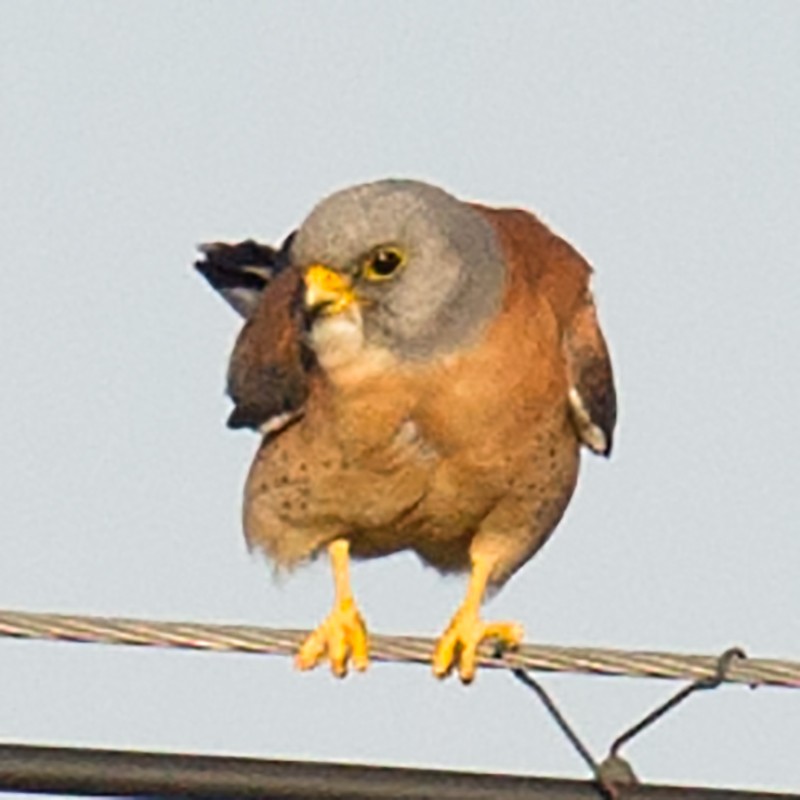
[0,609,798,688]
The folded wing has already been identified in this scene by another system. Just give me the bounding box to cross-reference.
[194,236,312,433]
[477,208,617,456]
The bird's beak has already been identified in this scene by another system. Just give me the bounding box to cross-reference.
[304,264,356,316]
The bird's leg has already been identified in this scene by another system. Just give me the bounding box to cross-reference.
[295,538,369,677]
[432,553,523,683]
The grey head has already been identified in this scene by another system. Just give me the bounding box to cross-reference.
[291,179,508,361]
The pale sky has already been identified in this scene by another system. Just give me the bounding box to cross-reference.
[2,2,799,795]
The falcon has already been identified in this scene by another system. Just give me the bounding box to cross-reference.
[196,179,616,682]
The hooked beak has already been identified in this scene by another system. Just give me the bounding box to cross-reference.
[304,265,356,316]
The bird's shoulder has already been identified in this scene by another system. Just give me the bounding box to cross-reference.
[474,205,617,455]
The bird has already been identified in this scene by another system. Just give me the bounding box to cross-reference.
[195,179,616,683]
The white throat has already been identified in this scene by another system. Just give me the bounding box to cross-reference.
[309,308,396,380]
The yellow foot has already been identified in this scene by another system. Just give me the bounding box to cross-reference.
[432,609,523,684]
[295,597,369,677]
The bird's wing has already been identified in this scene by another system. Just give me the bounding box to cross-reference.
[476,207,617,456]
[562,290,617,456]
[195,236,294,318]
[195,236,313,433]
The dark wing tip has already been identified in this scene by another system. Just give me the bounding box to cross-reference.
[570,356,617,457]
[226,405,264,430]
[194,234,297,318]
[194,239,279,289]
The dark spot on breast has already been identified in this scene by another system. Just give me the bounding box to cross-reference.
[282,500,292,511]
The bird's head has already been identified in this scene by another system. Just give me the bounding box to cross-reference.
[291,180,507,370]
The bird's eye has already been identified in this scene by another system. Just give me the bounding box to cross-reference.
[362,247,406,281]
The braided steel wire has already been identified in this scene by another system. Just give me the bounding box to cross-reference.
[0,609,798,688]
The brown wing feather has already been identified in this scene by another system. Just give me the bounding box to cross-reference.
[226,266,313,432]
[474,206,617,455]
[195,236,312,433]
[564,299,617,455]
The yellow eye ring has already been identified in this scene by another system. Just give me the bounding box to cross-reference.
[362,246,406,281]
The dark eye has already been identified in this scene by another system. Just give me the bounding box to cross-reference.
[363,247,405,281]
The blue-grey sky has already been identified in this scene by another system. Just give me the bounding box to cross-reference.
[2,2,799,795]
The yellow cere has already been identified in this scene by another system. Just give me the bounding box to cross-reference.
[304,264,356,315]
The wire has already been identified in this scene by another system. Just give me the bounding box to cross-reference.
[510,667,602,779]
[0,609,798,687]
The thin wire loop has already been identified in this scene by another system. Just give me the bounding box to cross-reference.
[608,647,747,759]
[508,648,749,800]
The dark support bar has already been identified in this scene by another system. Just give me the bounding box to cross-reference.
[0,743,790,799]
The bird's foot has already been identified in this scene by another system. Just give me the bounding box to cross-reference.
[432,607,523,683]
[295,597,369,677]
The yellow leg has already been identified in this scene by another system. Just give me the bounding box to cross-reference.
[432,554,523,683]
[295,539,369,677]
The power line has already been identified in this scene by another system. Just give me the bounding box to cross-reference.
[0,609,798,688]
[1,610,798,795]
[0,743,792,799]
